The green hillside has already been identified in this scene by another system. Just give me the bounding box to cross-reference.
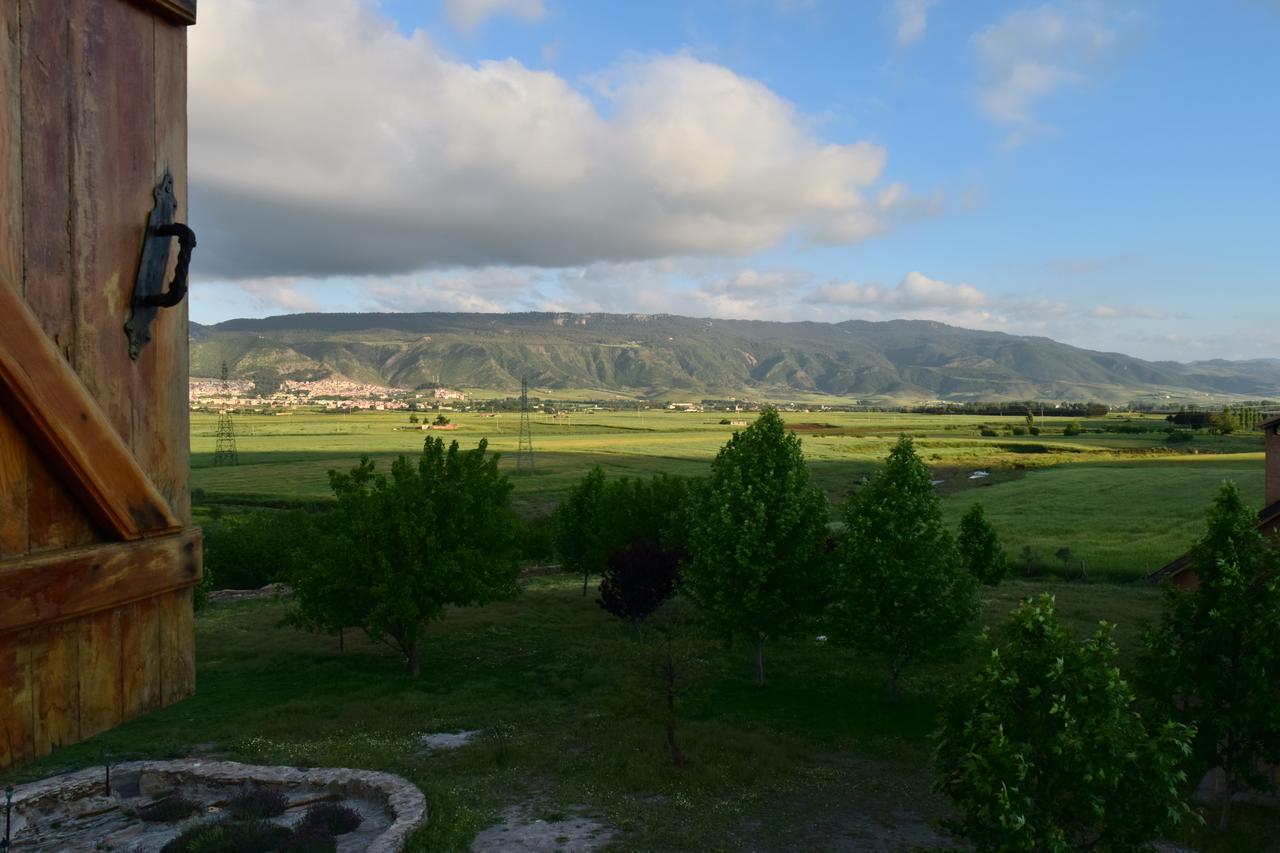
[189,312,1280,403]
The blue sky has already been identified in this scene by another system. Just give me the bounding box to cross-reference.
[188,0,1280,361]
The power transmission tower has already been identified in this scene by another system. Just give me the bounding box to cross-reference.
[516,377,534,474]
[214,360,239,466]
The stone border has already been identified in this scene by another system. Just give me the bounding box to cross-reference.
[10,758,427,853]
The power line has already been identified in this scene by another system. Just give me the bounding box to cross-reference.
[214,360,239,466]
[516,377,534,474]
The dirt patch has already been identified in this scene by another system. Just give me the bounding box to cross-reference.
[471,805,617,852]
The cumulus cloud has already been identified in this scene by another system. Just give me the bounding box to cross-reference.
[444,0,546,32]
[808,271,988,310]
[189,1,919,281]
[1087,304,1166,319]
[972,3,1136,141]
[892,0,939,47]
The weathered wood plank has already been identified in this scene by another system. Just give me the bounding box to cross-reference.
[0,408,27,557]
[0,0,21,296]
[0,527,201,636]
[0,631,34,770]
[139,18,190,523]
[0,282,181,540]
[70,0,154,448]
[25,449,95,553]
[158,586,195,705]
[19,0,74,356]
[29,618,80,757]
[120,596,163,718]
[77,607,124,740]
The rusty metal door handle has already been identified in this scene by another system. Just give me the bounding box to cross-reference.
[144,222,196,308]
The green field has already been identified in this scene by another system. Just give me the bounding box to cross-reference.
[5,577,1273,851]
[192,409,1266,579]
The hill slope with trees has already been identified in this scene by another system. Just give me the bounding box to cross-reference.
[189,311,1280,403]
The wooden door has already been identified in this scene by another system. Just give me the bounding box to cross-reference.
[0,0,199,771]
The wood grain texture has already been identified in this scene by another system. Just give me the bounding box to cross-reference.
[0,633,34,769]
[18,0,74,356]
[0,0,21,295]
[0,281,181,539]
[0,408,28,556]
[158,586,195,704]
[28,619,80,757]
[77,607,124,740]
[25,449,95,553]
[140,19,190,523]
[70,0,153,448]
[0,527,202,635]
[120,596,162,718]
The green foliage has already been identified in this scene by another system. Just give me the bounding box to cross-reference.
[958,503,1007,586]
[225,786,287,820]
[160,819,292,853]
[1028,425,1041,436]
[682,407,830,685]
[555,469,696,594]
[935,595,1198,852]
[286,437,520,676]
[980,428,999,437]
[554,467,609,594]
[203,508,316,591]
[1141,481,1280,828]
[1166,429,1194,444]
[433,413,450,426]
[1063,421,1083,436]
[831,436,978,692]
[517,513,557,562]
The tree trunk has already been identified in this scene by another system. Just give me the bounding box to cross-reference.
[754,636,766,687]
[1219,769,1234,831]
[582,571,589,597]
[407,639,422,678]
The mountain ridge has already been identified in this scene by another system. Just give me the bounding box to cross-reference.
[188,312,1279,403]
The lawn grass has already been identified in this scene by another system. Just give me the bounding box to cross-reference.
[3,575,1268,850]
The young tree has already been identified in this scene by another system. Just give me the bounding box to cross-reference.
[598,540,682,627]
[287,438,520,676]
[433,413,450,426]
[555,466,610,595]
[1141,481,1280,829]
[830,436,978,693]
[957,503,1007,586]
[682,407,830,686]
[936,595,1198,852]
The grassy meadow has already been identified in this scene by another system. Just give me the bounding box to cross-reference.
[2,407,1272,849]
[192,408,1266,580]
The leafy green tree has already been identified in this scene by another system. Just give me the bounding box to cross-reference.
[1141,481,1280,829]
[1063,420,1083,436]
[555,466,610,595]
[682,407,830,686]
[433,413,450,426]
[957,503,1007,586]
[935,595,1198,852]
[831,436,978,693]
[1213,406,1238,435]
[287,437,520,676]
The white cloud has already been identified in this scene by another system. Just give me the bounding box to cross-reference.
[972,3,1136,141]
[236,278,320,313]
[1087,304,1166,319]
[808,271,988,310]
[189,1,921,281]
[892,0,939,47]
[444,0,546,32]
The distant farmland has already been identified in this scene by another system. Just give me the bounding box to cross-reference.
[191,409,1265,580]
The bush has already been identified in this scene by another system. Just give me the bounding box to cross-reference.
[137,795,201,823]
[161,819,292,853]
[598,541,682,624]
[1166,429,1194,443]
[1029,425,1041,436]
[517,514,556,562]
[202,509,317,591]
[935,595,1197,851]
[979,428,998,437]
[1063,420,1083,436]
[225,785,288,820]
[1011,425,1026,435]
